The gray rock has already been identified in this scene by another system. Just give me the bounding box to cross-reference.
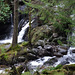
[59,49,67,55]
[4,44,11,49]
[52,33,58,38]
[72,50,75,53]
[44,57,57,66]
[17,56,26,62]
[37,46,43,50]
[32,48,39,53]
[58,47,67,55]
[27,53,38,60]
[35,40,45,46]
[44,45,52,50]
[54,53,63,57]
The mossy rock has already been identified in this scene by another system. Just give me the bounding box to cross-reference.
[0,51,17,65]
[41,69,68,75]
[63,64,75,71]
[31,25,54,43]
[62,64,75,75]
[20,41,29,47]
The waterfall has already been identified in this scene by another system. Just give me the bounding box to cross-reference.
[18,20,34,42]
[0,20,34,44]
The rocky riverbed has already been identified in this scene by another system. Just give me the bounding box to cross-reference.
[0,25,74,75]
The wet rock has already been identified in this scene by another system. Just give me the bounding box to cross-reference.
[53,45,68,57]
[32,47,53,57]
[26,53,38,60]
[58,48,67,55]
[44,45,52,50]
[59,61,69,65]
[44,57,57,66]
[63,64,75,71]
[37,46,43,50]
[54,53,63,57]
[17,56,26,62]
[4,44,11,49]
[72,50,75,53]
[52,33,58,38]
[35,40,45,46]
[32,48,39,53]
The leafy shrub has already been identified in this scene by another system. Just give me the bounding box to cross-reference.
[0,0,11,22]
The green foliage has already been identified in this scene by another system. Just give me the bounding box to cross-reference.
[53,0,75,34]
[3,54,8,60]
[0,46,6,53]
[21,71,32,75]
[0,0,11,22]
[42,64,63,74]
[57,40,63,45]
[22,0,75,35]
[49,64,63,71]
[54,64,63,70]
[11,45,21,51]
[21,41,29,46]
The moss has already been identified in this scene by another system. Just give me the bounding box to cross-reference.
[0,46,6,53]
[31,25,53,43]
[63,64,75,71]
[34,71,40,75]
[0,53,8,60]
[21,42,29,46]
[41,64,75,75]
[23,48,28,52]
[42,69,68,75]
[22,71,32,75]
[0,50,18,64]
[19,47,28,55]
[0,44,9,54]
[10,45,21,51]
[53,64,63,70]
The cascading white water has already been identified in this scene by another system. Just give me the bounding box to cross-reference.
[18,20,34,42]
[27,56,56,72]
[0,20,34,43]
[54,26,75,66]
[54,47,75,66]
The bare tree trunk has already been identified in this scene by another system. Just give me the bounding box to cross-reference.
[28,7,32,46]
[12,0,19,47]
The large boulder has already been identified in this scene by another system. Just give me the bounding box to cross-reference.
[31,25,54,43]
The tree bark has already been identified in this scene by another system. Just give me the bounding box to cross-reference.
[12,0,19,47]
[28,7,32,46]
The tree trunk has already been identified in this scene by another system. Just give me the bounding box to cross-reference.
[28,7,32,46]
[12,0,19,47]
